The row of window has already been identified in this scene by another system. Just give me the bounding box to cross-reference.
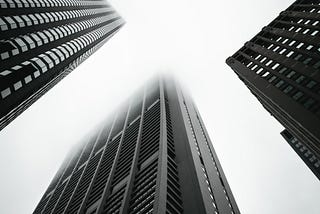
[0,19,123,100]
[231,0,320,133]
[275,16,320,36]
[290,136,320,169]
[260,29,320,70]
[262,2,320,73]
[289,2,320,14]
[0,13,118,60]
[0,0,107,9]
[0,7,113,31]
[240,43,320,116]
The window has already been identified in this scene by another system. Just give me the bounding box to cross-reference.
[1,88,11,99]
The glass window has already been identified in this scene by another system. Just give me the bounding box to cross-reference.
[14,81,22,91]
[1,88,11,99]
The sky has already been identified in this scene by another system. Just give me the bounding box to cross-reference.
[0,0,320,213]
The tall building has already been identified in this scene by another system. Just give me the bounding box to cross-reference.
[226,0,320,179]
[34,77,240,214]
[0,0,124,131]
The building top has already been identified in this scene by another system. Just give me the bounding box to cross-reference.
[0,0,124,131]
[226,0,320,180]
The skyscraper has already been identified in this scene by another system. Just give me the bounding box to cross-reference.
[34,77,240,214]
[226,0,320,179]
[0,0,124,131]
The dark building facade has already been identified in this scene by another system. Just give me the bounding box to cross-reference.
[226,0,320,180]
[34,77,240,214]
[0,0,124,131]
[281,129,320,179]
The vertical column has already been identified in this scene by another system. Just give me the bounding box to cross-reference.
[175,86,217,214]
[184,94,236,214]
[153,78,168,214]
[95,102,131,213]
[124,82,161,214]
[49,135,95,214]
[62,130,101,213]
[163,85,184,214]
[193,103,240,214]
[77,115,117,214]
[120,88,146,213]
[67,115,117,214]
[81,112,125,214]
[163,77,208,214]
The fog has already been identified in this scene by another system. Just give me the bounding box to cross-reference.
[0,0,319,213]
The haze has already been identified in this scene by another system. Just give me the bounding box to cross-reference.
[0,0,319,213]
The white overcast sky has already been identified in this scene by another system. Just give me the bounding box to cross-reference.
[0,0,319,213]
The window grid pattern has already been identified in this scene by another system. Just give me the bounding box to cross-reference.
[42,181,68,213]
[0,19,123,100]
[34,195,50,214]
[231,1,320,117]
[91,121,113,155]
[0,0,124,131]
[128,159,157,214]
[84,135,121,210]
[110,118,141,192]
[52,166,85,214]
[0,8,113,32]
[281,129,320,179]
[0,34,114,131]
[127,97,161,214]
[0,0,107,9]
[65,151,103,213]
[33,139,87,214]
[0,13,119,62]
[289,134,320,169]
[227,0,320,181]
[35,134,99,214]
[102,118,141,213]
[47,145,84,197]
[137,100,160,168]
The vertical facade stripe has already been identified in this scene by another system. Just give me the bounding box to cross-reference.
[153,78,168,214]
[77,114,117,214]
[96,103,131,213]
[120,88,147,214]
